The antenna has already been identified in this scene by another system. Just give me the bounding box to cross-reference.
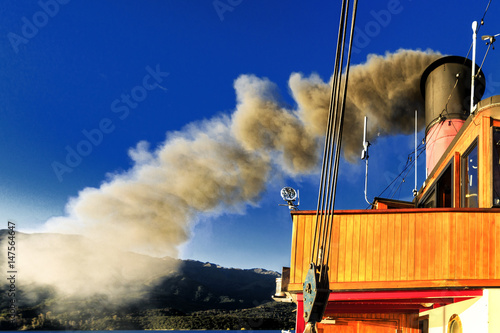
[413,110,418,197]
[361,116,373,206]
[482,33,499,46]
[279,186,299,210]
[471,20,478,114]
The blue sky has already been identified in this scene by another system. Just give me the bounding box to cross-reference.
[1,1,500,272]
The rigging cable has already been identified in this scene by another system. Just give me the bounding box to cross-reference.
[367,0,494,207]
[477,38,494,75]
[304,0,358,329]
[311,0,348,271]
[480,0,492,27]
[372,142,426,202]
[324,0,359,277]
[461,0,492,72]
[390,145,427,200]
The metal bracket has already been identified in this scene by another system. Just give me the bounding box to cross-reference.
[303,263,330,324]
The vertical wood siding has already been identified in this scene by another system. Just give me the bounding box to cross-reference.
[289,209,500,291]
[316,313,419,333]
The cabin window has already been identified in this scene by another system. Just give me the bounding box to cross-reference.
[418,162,452,208]
[462,141,478,208]
[420,188,435,208]
[493,127,500,207]
[436,164,452,207]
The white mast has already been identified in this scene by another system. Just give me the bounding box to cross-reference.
[361,116,372,206]
[413,110,418,197]
[471,21,478,114]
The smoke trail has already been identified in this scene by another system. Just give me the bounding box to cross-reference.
[4,49,441,299]
[232,75,319,174]
[13,232,180,299]
[290,49,441,161]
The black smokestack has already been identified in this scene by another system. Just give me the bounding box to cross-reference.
[420,55,486,173]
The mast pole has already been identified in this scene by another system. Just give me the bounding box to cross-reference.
[362,116,372,206]
[471,21,478,114]
[414,110,418,197]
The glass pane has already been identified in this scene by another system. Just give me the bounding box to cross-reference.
[422,189,435,208]
[437,165,452,207]
[493,128,500,206]
[463,144,478,208]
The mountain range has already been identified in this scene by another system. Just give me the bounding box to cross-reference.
[0,230,295,330]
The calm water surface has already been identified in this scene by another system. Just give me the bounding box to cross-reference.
[21,331,290,333]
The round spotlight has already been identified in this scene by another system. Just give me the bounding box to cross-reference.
[281,187,297,202]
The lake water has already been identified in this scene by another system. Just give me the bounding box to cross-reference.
[15,331,290,333]
[12,331,291,333]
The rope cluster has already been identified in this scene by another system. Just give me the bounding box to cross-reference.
[311,0,359,282]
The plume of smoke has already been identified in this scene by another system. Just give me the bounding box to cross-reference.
[26,117,272,298]
[7,232,179,299]
[6,75,316,300]
[290,49,441,161]
[231,75,319,174]
[4,49,441,301]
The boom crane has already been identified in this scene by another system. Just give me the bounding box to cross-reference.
[303,1,358,332]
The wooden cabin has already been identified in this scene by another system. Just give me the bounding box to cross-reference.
[275,57,500,332]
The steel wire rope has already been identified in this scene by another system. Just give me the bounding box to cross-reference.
[480,0,493,27]
[436,62,465,135]
[311,0,348,267]
[388,147,426,199]
[318,0,351,277]
[465,0,492,124]
[389,145,427,200]
[477,41,493,76]
[365,69,472,205]
[460,0,493,63]
[310,0,358,284]
[461,0,490,67]
[323,0,359,278]
[371,143,426,204]
[317,41,346,271]
[364,146,426,210]
[425,34,480,157]
[390,159,416,199]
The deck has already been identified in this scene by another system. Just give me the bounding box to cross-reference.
[288,208,500,292]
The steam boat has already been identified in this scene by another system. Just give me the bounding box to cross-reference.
[274,56,500,331]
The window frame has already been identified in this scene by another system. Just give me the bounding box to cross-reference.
[436,162,453,208]
[461,138,479,208]
[418,160,454,208]
[492,127,500,207]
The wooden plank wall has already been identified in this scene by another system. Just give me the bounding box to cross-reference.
[316,313,419,333]
[288,210,500,291]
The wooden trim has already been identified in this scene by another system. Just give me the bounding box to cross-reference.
[376,202,388,209]
[480,116,491,207]
[318,313,420,333]
[296,289,483,301]
[290,210,500,293]
[454,151,461,207]
[288,279,500,292]
[373,197,415,210]
[291,208,500,216]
